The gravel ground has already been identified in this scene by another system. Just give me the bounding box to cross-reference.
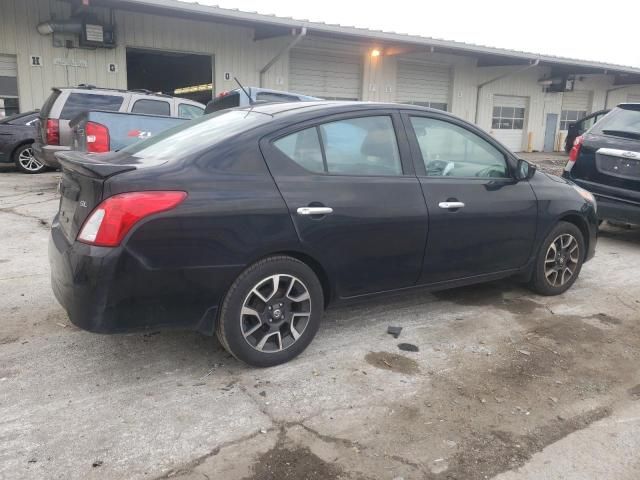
[1,162,639,480]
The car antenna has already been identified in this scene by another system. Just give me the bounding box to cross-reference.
[234,77,254,105]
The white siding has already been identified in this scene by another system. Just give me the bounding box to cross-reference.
[562,90,592,112]
[396,61,450,107]
[628,93,640,103]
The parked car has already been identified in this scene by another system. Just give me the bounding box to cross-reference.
[49,102,598,367]
[564,109,609,153]
[563,103,640,225]
[70,110,189,153]
[34,85,205,170]
[0,110,43,173]
[204,87,319,114]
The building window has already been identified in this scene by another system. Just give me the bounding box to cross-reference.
[407,101,448,111]
[492,106,526,130]
[0,97,19,118]
[560,110,587,130]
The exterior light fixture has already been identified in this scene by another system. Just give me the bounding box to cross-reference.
[371,49,381,57]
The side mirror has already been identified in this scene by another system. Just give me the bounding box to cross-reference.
[515,158,536,181]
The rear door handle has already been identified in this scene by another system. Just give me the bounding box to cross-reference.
[438,201,465,209]
[297,207,333,216]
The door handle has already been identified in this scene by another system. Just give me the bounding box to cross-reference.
[297,207,333,216]
[438,201,465,209]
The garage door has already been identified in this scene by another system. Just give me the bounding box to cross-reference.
[491,95,527,152]
[396,61,450,110]
[289,49,362,100]
[560,90,592,130]
[628,93,640,103]
[0,54,19,118]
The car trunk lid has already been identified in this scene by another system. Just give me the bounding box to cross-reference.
[55,151,138,241]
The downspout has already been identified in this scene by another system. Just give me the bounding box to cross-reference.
[474,58,540,125]
[259,27,307,88]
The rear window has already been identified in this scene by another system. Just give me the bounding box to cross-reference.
[60,93,124,120]
[205,92,240,114]
[121,109,269,162]
[131,99,171,116]
[40,90,61,118]
[591,105,640,139]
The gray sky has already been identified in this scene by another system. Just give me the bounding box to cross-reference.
[192,0,639,68]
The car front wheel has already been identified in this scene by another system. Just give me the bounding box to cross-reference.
[216,256,324,367]
[529,221,585,296]
[14,144,46,174]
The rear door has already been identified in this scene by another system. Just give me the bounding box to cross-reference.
[261,110,428,298]
[402,111,537,284]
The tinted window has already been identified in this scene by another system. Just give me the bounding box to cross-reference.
[205,92,240,113]
[256,92,299,103]
[60,93,124,120]
[320,116,402,176]
[410,116,509,178]
[121,109,269,163]
[273,127,324,173]
[178,103,204,119]
[591,106,640,137]
[131,99,171,116]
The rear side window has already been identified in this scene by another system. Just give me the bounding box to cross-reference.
[131,99,171,116]
[178,103,204,119]
[60,93,124,120]
[273,116,403,176]
[40,90,61,118]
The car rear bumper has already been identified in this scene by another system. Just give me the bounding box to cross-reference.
[48,217,236,335]
[33,143,70,168]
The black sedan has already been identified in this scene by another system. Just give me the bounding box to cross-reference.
[0,110,43,173]
[49,102,598,367]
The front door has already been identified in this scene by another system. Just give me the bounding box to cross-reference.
[402,112,538,285]
[544,113,559,152]
[262,111,428,298]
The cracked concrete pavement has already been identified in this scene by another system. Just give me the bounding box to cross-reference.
[1,161,639,480]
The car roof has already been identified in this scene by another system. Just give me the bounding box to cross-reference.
[235,100,458,118]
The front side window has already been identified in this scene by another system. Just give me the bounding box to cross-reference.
[410,116,509,178]
[273,116,402,176]
[560,110,587,130]
[131,99,171,116]
[492,106,526,130]
[178,103,204,119]
[60,93,124,120]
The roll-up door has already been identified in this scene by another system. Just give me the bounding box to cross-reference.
[0,54,19,118]
[396,61,450,110]
[627,93,640,103]
[491,95,528,152]
[289,49,362,100]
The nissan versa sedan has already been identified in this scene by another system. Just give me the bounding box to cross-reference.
[49,102,598,367]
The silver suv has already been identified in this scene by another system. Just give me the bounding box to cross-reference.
[34,85,205,168]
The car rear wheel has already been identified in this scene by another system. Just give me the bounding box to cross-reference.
[216,256,324,367]
[14,144,46,174]
[529,221,585,296]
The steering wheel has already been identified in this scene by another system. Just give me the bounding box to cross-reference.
[475,165,506,178]
[426,160,455,176]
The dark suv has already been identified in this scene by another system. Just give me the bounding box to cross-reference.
[563,103,640,225]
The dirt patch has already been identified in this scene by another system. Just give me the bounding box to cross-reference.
[437,407,611,480]
[432,282,541,316]
[244,443,342,480]
[0,336,19,345]
[365,351,420,375]
[629,384,640,399]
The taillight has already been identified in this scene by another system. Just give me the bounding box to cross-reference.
[46,119,60,145]
[565,135,584,172]
[85,121,110,153]
[217,90,229,98]
[77,191,187,247]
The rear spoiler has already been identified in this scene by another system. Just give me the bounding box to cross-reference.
[55,151,137,178]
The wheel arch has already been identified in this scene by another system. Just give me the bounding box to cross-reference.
[557,213,590,259]
[10,139,35,160]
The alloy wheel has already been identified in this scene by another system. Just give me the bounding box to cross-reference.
[17,147,44,172]
[544,233,580,287]
[240,274,312,353]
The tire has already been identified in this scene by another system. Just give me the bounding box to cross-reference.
[13,144,46,174]
[528,221,585,296]
[216,256,324,367]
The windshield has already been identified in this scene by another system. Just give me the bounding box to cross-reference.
[591,106,640,137]
[121,109,270,161]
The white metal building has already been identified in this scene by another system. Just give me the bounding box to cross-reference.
[1,0,640,151]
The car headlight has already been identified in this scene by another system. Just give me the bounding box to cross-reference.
[573,185,597,212]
